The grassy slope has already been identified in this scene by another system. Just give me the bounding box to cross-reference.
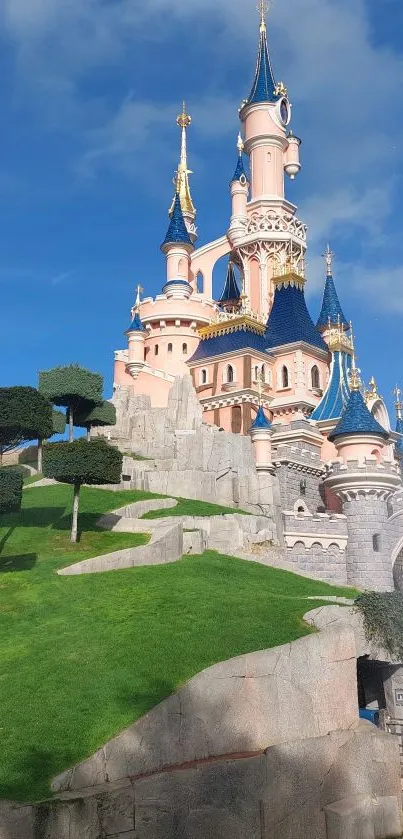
[142,497,249,519]
[0,485,356,802]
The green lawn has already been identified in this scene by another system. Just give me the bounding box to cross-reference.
[0,485,356,802]
[142,497,249,519]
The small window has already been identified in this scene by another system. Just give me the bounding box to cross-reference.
[373,534,381,553]
[227,364,234,383]
[196,271,204,294]
[254,365,259,381]
[311,365,320,389]
[261,364,266,383]
[201,369,207,385]
[167,343,173,353]
[281,365,289,388]
[154,345,159,356]
[182,343,188,354]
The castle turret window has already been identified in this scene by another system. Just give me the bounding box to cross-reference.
[182,343,188,354]
[154,345,159,356]
[201,369,208,385]
[281,365,289,389]
[168,343,173,353]
[227,364,234,383]
[311,365,320,389]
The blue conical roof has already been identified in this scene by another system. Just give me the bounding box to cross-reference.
[161,193,192,250]
[250,405,272,430]
[311,351,351,422]
[395,416,403,461]
[266,284,327,351]
[329,389,389,442]
[247,25,278,105]
[317,273,348,330]
[219,261,241,304]
[231,152,248,183]
[126,311,146,333]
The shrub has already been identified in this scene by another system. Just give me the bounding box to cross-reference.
[43,439,122,541]
[39,365,103,441]
[74,401,116,434]
[355,591,403,661]
[0,387,53,456]
[0,469,24,513]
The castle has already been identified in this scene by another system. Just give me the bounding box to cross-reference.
[108,2,403,594]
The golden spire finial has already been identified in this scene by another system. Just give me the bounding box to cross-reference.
[348,323,362,391]
[323,243,334,277]
[170,102,196,219]
[394,385,403,420]
[237,132,244,155]
[258,0,269,32]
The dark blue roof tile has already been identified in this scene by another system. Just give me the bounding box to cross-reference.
[231,153,248,183]
[311,351,350,422]
[248,27,278,105]
[329,389,389,442]
[189,328,270,363]
[250,404,272,430]
[161,193,192,249]
[266,285,328,352]
[219,262,241,304]
[317,273,348,330]
[126,312,146,333]
[395,416,403,460]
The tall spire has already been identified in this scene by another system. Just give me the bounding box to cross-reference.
[231,133,248,183]
[169,102,196,221]
[246,1,280,105]
[316,245,349,332]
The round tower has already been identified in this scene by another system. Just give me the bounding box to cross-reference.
[229,134,249,244]
[323,367,400,591]
[249,404,273,471]
[161,192,194,285]
[125,303,146,380]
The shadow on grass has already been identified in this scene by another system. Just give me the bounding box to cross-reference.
[115,678,177,718]
[0,553,37,573]
[0,746,76,803]
[0,507,105,538]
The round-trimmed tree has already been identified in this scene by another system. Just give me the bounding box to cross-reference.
[43,439,123,542]
[74,401,116,441]
[0,387,53,463]
[39,365,103,441]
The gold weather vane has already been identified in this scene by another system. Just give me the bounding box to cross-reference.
[237,132,244,154]
[170,102,196,218]
[258,0,270,32]
[323,244,334,277]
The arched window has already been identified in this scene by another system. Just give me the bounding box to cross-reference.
[227,364,234,383]
[196,271,204,294]
[254,365,259,381]
[261,364,266,383]
[281,365,289,388]
[373,534,381,553]
[182,343,188,354]
[167,343,173,353]
[311,365,320,389]
[154,345,159,356]
[201,369,208,385]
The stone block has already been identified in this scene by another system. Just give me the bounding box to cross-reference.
[0,802,34,839]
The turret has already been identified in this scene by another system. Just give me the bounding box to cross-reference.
[219,260,241,312]
[249,404,273,471]
[161,192,194,296]
[323,364,400,591]
[169,103,197,243]
[317,246,349,335]
[229,134,249,242]
[125,289,147,380]
[239,2,300,203]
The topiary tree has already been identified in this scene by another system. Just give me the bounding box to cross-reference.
[74,401,116,441]
[0,469,23,513]
[37,409,66,474]
[39,365,103,442]
[0,387,53,464]
[43,439,123,542]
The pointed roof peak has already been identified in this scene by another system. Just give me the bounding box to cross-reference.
[246,3,279,105]
[169,103,196,220]
[250,404,272,431]
[329,389,389,442]
[161,193,192,250]
[316,251,348,331]
[219,260,241,304]
[126,310,146,334]
[231,135,248,183]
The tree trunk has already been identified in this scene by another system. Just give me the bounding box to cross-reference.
[87,427,91,442]
[71,481,81,543]
[37,439,43,474]
[68,407,74,443]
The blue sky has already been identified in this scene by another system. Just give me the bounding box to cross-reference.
[1,0,403,419]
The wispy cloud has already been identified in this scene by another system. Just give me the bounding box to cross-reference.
[50,269,77,286]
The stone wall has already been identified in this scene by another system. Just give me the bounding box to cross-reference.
[2,620,402,839]
[282,510,348,585]
[286,542,347,586]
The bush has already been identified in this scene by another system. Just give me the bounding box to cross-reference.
[0,387,53,453]
[355,591,403,661]
[0,469,24,513]
[74,401,116,430]
[43,439,122,486]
